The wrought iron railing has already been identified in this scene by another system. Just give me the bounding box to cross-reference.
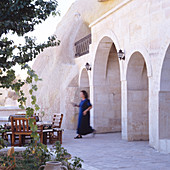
[75,34,91,57]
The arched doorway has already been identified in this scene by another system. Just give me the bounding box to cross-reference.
[159,44,170,140]
[79,68,90,95]
[127,52,149,141]
[93,37,121,133]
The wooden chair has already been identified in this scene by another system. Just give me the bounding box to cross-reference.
[52,113,63,128]
[49,113,64,144]
[11,117,43,146]
[5,114,26,144]
[15,113,26,115]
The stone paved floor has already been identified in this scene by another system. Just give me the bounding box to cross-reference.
[61,130,170,170]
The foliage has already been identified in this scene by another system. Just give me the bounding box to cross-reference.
[54,141,71,162]
[54,141,83,170]
[0,142,83,170]
[0,0,60,88]
[0,0,59,36]
[0,125,9,134]
[0,125,9,149]
[0,137,7,150]
[0,154,15,169]
[66,157,84,170]
[0,0,60,141]
[15,143,51,170]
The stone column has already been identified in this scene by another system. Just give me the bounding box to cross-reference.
[121,80,128,140]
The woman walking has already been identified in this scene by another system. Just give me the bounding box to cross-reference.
[73,90,95,139]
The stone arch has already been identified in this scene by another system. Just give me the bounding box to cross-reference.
[159,44,170,140]
[126,52,149,141]
[124,44,152,80]
[93,36,121,133]
[79,68,90,95]
[157,34,170,90]
[92,30,120,64]
[95,30,120,51]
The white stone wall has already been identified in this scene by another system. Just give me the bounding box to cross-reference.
[0,106,25,117]
[75,0,170,153]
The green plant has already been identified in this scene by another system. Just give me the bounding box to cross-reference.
[15,143,51,170]
[54,141,70,161]
[0,137,7,150]
[0,142,84,170]
[0,125,9,150]
[54,141,83,170]
[0,154,15,169]
[66,157,84,170]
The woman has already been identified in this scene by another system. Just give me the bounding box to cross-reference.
[73,90,95,139]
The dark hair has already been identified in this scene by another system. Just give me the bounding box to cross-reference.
[81,90,88,99]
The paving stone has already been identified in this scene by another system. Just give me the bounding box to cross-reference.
[61,130,170,170]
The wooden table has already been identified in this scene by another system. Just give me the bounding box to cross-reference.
[5,121,53,145]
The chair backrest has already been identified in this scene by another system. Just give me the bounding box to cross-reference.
[11,117,36,133]
[52,113,63,128]
[15,114,26,115]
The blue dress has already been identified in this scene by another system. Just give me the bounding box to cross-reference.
[77,99,93,135]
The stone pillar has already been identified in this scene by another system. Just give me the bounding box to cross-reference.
[121,80,128,140]
[90,84,94,127]
[149,77,159,150]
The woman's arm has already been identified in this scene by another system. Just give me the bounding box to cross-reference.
[71,102,79,107]
[83,106,92,115]
[74,104,80,107]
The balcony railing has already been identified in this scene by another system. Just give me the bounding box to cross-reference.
[75,34,91,57]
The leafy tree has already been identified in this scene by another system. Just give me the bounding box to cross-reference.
[0,0,60,141]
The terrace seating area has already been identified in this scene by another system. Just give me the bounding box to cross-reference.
[0,113,64,146]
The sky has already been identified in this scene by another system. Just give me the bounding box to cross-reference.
[28,0,76,43]
[10,0,75,44]
[13,0,76,78]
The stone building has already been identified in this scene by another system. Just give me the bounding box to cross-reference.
[29,0,170,153]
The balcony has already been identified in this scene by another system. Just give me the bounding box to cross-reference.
[75,34,91,57]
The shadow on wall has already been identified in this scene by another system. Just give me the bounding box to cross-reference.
[159,44,170,140]
[93,37,121,133]
[127,52,149,141]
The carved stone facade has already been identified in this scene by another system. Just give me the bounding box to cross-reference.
[23,0,170,153]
